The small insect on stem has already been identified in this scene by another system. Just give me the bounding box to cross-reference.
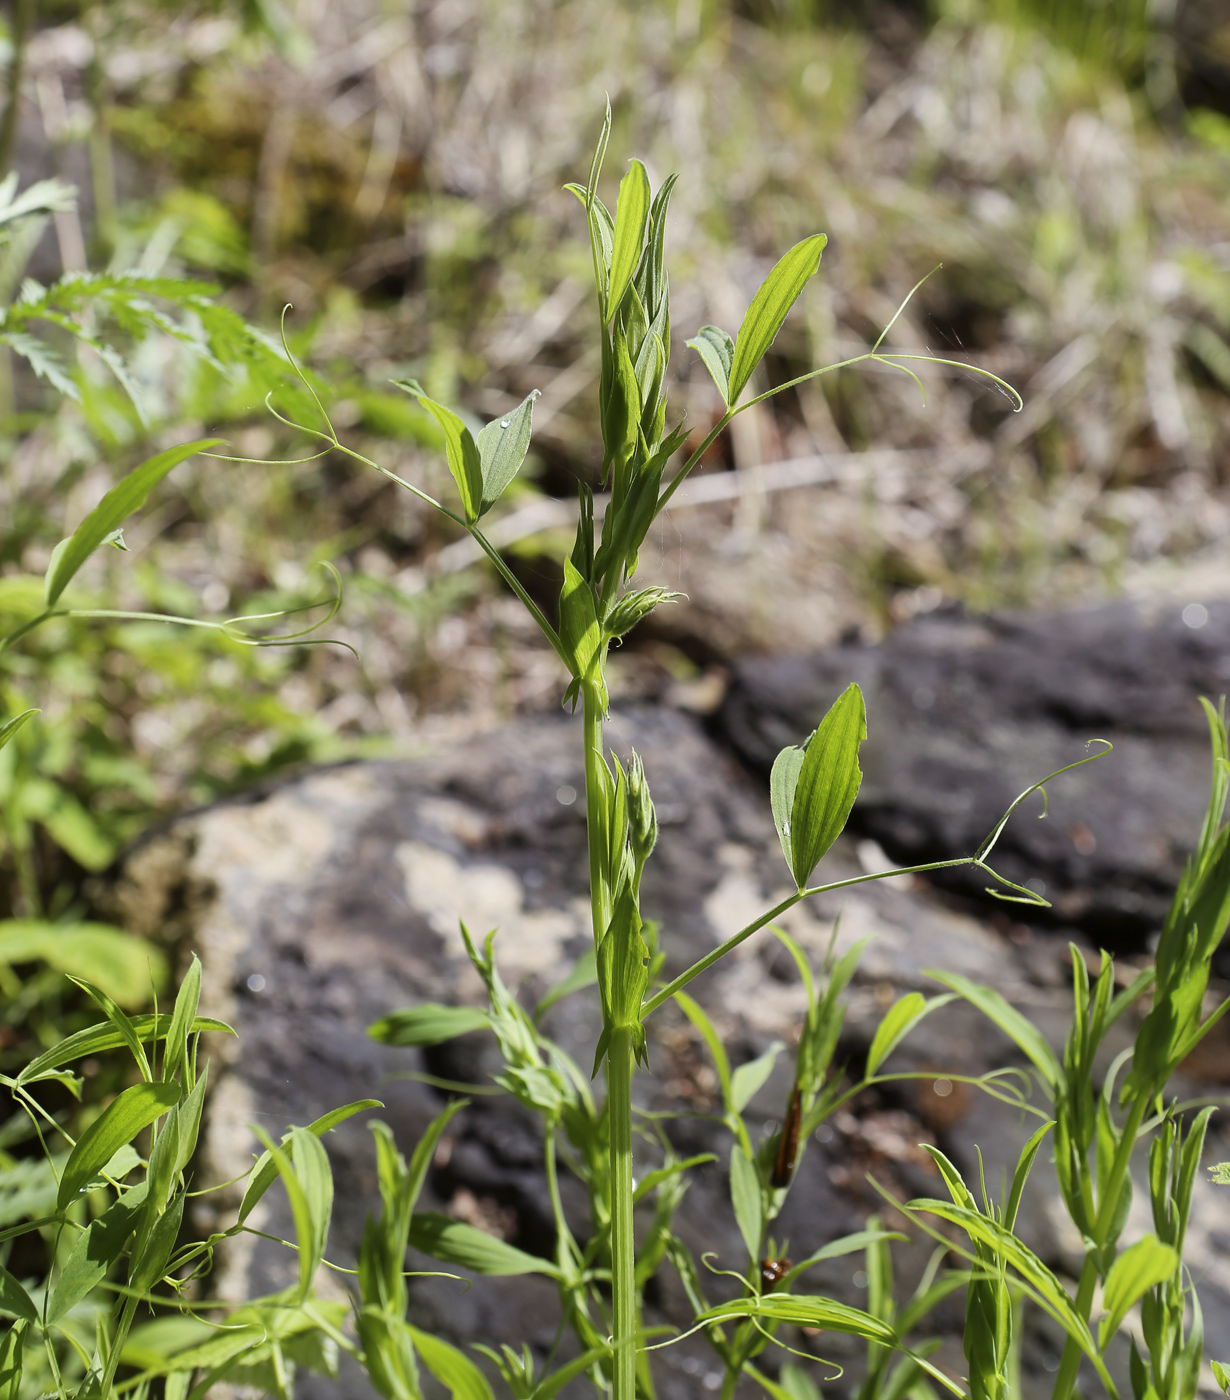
[770,1082,803,1190]
[761,1257,793,1290]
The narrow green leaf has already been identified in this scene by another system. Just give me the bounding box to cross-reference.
[1099,1235,1177,1350]
[784,1229,907,1287]
[789,682,866,888]
[908,1196,1104,1370]
[699,1293,895,1344]
[633,1154,717,1204]
[238,1099,381,1225]
[606,160,651,322]
[926,970,1062,1089]
[368,1004,490,1047]
[558,558,601,682]
[409,1327,494,1400]
[67,975,153,1080]
[408,1212,563,1278]
[406,1100,468,1218]
[44,439,223,606]
[291,1126,333,1289]
[58,1081,181,1209]
[674,992,732,1110]
[528,1346,611,1400]
[727,235,826,405]
[0,1264,37,1323]
[17,1013,233,1087]
[475,390,540,517]
[393,380,482,524]
[249,1126,322,1298]
[162,953,201,1083]
[0,710,37,754]
[128,1193,185,1296]
[0,1319,26,1400]
[866,993,955,1078]
[731,1042,784,1114]
[1212,1360,1230,1394]
[534,949,598,1020]
[686,326,734,405]
[729,1145,763,1262]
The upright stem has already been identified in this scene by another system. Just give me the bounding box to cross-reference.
[583,682,610,944]
[608,1024,637,1400]
[580,677,636,1399]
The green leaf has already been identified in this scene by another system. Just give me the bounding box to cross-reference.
[730,1145,763,1262]
[16,1013,233,1087]
[633,1154,717,1204]
[1099,1235,1177,1350]
[409,1327,494,1400]
[784,1229,907,1287]
[534,949,598,1020]
[249,1125,331,1298]
[1212,1360,1230,1395]
[727,235,827,405]
[162,954,202,1083]
[731,1042,784,1114]
[238,1099,381,1225]
[866,993,956,1078]
[926,970,1062,1089]
[368,1004,490,1047]
[475,390,540,517]
[0,922,167,1010]
[558,558,601,682]
[58,1080,181,1209]
[0,1319,26,1400]
[408,1212,563,1278]
[48,1183,148,1322]
[908,1194,1106,1376]
[606,160,651,322]
[128,1192,185,1296]
[789,682,866,888]
[68,974,154,1080]
[686,326,734,405]
[699,1292,895,1344]
[405,1101,468,1219]
[393,380,482,524]
[0,710,37,755]
[0,1264,37,1323]
[674,992,732,1110]
[770,743,806,876]
[44,439,223,606]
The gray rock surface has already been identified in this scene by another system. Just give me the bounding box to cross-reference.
[112,699,1230,1399]
[716,597,1230,954]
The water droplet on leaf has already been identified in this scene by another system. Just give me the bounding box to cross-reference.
[500,419,511,428]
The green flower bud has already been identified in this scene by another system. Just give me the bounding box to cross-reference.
[627,750,658,868]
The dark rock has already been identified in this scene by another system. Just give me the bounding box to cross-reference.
[715,598,1230,953]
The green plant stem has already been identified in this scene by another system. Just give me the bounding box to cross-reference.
[608,1023,637,1400]
[1049,1093,1149,1400]
[583,681,610,942]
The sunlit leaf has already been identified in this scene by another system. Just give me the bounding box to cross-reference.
[686,326,734,405]
[45,439,223,606]
[789,682,866,888]
[475,390,540,517]
[727,235,826,405]
[58,1081,181,1209]
[368,1004,490,1047]
[409,1212,563,1277]
[607,161,651,321]
[394,380,482,524]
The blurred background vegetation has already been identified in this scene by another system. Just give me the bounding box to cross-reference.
[0,0,1228,1029]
